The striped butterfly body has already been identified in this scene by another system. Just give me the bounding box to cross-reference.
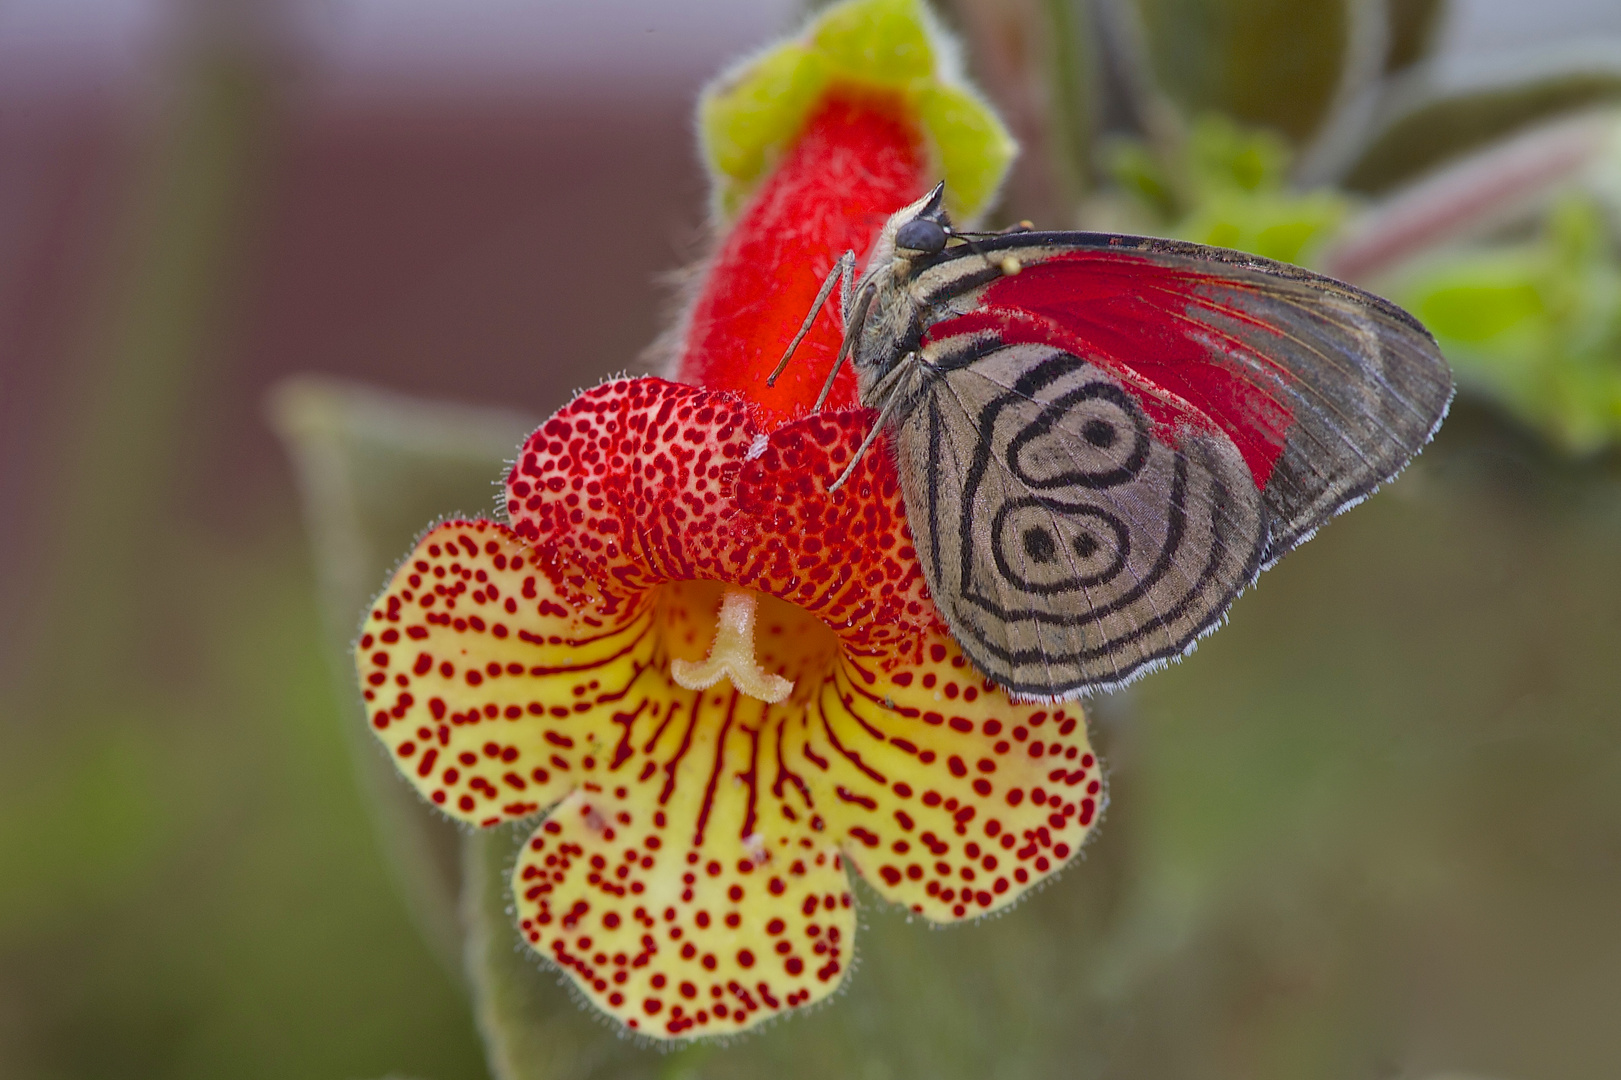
[808,184,1452,700]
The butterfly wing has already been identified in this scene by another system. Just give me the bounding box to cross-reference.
[890,232,1452,697]
[893,339,1267,697]
[909,233,1453,562]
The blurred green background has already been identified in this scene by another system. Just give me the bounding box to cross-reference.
[3,1,1621,1078]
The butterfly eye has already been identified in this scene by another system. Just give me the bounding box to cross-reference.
[895,218,947,255]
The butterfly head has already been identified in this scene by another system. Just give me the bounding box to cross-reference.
[884,181,953,263]
[895,217,948,256]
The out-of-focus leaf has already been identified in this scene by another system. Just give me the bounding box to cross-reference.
[1383,0,1443,73]
[1096,114,1353,263]
[1323,109,1621,282]
[1129,0,1348,142]
[944,0,1101,224]
[1383,195,1621,455]
[1346,57,1621,192]
[269,377,539,981]
[1179,187,1350,263]
[1178,117,1351,261]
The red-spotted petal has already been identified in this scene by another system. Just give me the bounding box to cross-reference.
[808,635,1100,920]
[357,520,658,825]
[505,378,759,604]
[513,765,854,1038]
[731,409,938,655]
[506,378,939,657]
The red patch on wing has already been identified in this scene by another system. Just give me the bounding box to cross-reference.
[929,251,1297,488]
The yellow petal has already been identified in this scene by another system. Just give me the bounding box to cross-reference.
[513,780,854,1039]
[357,520,655,825]
[809,627,1103,920]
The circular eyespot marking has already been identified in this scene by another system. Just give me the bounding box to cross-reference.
[988,499,1130,595]
[1007,382,1149,490]
[1023,526,1057,563]
[927,343,1274,697]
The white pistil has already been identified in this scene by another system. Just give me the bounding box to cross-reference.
[670,588,795,704]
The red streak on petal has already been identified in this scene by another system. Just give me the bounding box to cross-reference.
[675,92,927,420]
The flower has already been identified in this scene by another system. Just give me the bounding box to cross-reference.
[355,0,1102,1040]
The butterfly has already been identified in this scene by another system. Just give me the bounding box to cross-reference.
[771,182,1453,700]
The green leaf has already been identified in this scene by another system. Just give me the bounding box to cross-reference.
[1346,63,1621,192]
[1130,0,1349,142]
[270,377,540,982]
[1098,114,1353,263]
[1384,194,1621,454]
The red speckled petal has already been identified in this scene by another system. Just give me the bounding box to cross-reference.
[505,378,760,601]
[357,520,657,826]
[808,628,1101,921]
[730,409,939,656]
[503,380,936,654]
[505,378,940,652]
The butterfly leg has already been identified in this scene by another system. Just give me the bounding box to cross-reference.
[767,250,856,387]
[827,356,913,492]
[813,281,878,412]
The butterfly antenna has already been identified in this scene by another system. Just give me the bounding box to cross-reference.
[952,232,996,271]
[950,222,1032,277]
[953,221,1033,239]
[768,251,855,387]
